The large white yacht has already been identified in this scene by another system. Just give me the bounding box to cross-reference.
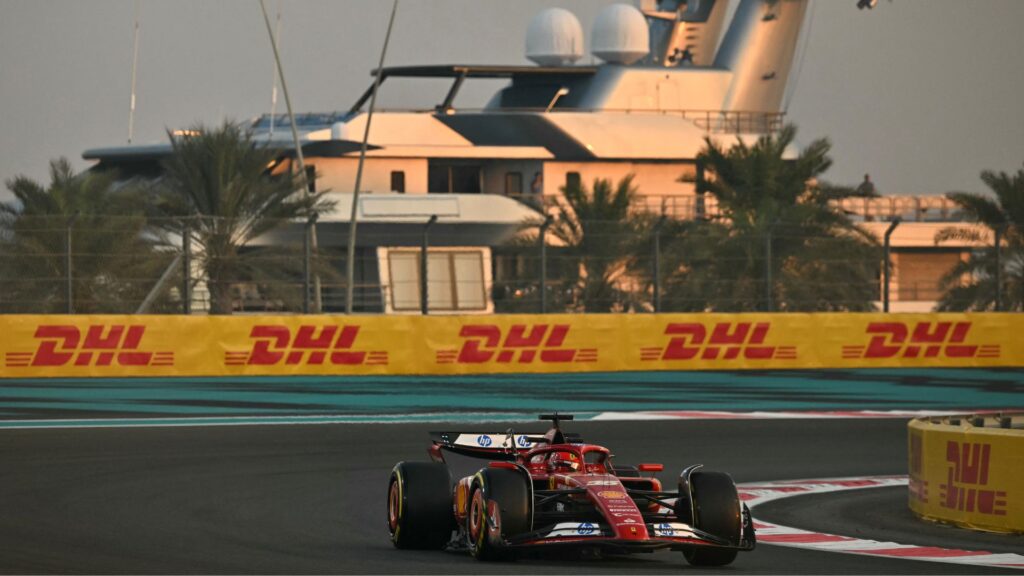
[83,0,979,314]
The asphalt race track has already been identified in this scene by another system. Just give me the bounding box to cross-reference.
[1,418,1020,574]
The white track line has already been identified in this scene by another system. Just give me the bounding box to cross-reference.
[592,409,1004,420]
[739,476,1024,569]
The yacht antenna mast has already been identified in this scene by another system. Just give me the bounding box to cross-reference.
[127,0,140,144]
[259,0,322,312]
[345,0,399,315]
[268,0,281,138]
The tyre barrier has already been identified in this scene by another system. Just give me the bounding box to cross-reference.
[908,413,1024,533]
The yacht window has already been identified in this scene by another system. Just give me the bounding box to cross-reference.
[428,162,482,194]
[566,172,581,191]
[505,172,523,196]
[390,171,406,193]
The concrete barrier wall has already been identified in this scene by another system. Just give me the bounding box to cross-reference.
[1,313,1022,378]
[908,414,1024,533]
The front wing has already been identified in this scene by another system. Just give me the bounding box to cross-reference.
[503,504,756,553]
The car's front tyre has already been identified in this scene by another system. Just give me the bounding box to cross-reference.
[681,471,741,567]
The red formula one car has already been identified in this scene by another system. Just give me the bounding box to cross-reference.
[387,414,755,566]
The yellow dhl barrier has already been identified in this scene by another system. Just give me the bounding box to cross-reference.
[0,313,1021,378]
[908,415,1024,533]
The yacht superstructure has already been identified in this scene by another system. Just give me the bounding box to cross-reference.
[84,0,970,314]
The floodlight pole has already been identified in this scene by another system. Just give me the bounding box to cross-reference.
[346,0,399,314]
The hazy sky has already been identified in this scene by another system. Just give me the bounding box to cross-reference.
[1,0,1022,201]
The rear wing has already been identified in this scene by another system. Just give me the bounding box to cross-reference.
[429,430,584,460]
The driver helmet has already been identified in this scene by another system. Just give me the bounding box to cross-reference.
[549,451,580,472]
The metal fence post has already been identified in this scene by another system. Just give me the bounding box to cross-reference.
[65,212,78,314]
[304,213,318,314]
[994,225,1002,312]
[421,215,438,315]
[539,215,553,313]
[182,220,191,315]
[883,217,901,312]
[653,216,665,312]
[765,225,773,312]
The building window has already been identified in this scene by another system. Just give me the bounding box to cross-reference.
[390,171,406,193]
[566,171,581,191]
[505,172,523,196]
[387,250,486,312]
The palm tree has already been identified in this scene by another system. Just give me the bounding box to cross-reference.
[662,125,880,312]
[0,158,168,313]
[934,165,1024,311]
[541,175,648,312]
[155,121,332,314]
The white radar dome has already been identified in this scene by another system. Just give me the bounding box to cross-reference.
[526,8,584,66]
[591,3,650,65]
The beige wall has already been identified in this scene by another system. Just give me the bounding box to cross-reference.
[310,157,429,195]
[542,161,696,197]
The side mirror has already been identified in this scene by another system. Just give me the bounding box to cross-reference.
[638,463,664,473]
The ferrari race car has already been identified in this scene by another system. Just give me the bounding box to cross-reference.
[386,414,755,566]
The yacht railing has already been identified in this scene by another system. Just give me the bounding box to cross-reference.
[831,196,967,223]
[531,193,968,223]
[254,108,786,135]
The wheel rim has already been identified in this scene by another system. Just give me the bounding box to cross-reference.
[387,480,400,533]
[468,489,485,544]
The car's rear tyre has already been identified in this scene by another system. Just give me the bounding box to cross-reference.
[387,461,453,550]
[681,471,741,567]
[468,468,531,561]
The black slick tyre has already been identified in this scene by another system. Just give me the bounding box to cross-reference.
[682,471,741,567]
[467,467,531,561]
[387,461,453,550]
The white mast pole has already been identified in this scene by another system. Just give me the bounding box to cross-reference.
[345,0,399,315]
[127,0,140,144]
[259,0,322,312]
[268,0,281,138]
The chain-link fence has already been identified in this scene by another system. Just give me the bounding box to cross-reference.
[2,213,1015,315]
